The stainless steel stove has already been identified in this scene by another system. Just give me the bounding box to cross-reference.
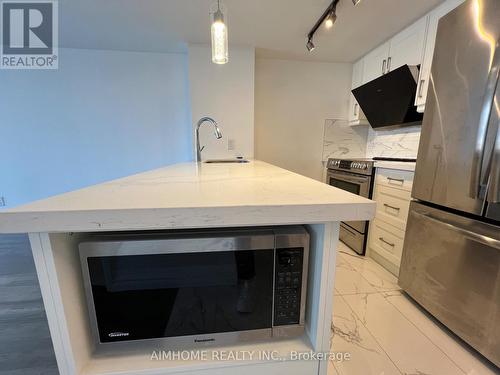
[326,158,375,255]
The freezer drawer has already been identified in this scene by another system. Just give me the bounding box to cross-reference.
[399,201,500,367]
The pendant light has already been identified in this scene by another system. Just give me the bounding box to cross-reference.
[211,0,228,64]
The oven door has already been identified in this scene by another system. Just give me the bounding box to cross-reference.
[80,232,275,346]
[327,170,371,233]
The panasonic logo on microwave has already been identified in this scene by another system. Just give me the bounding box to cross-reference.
[194,338,215,343]
[108,332,130,338]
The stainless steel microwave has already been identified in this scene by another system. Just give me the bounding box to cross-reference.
[79,226,309,347]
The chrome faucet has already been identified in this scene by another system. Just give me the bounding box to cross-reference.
[196,117,223,162]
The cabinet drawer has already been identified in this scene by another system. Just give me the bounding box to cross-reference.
[368,219,405,268]
[376,168,414,192]
[374,185,411,230]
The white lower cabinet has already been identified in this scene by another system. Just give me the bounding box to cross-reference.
[368,168,414,276]
[368,219,405,276]
[374,185,411,231]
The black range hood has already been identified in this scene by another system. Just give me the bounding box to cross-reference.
[352,65,423,129]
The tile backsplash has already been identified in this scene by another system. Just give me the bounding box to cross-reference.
[366,125,421,158]
[322,120,421,161]
[322,119,369,161]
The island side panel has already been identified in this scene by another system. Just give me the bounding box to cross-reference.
[305,222,339,375]
[29,232,77,375]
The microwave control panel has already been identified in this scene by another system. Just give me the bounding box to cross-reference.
[274,248,303,326]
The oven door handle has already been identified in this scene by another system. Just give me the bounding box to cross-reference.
[341,225,358,236]
[328,172,370,185]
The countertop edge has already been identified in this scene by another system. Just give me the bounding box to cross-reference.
[0,202,376,234]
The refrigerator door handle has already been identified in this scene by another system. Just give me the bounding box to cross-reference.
[413,210,500,249]
[470,38,500,199]
[487,118,500,203]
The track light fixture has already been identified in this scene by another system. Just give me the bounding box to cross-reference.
[306,39,315,52]
[306,0,339,52]
[306,0,360,52]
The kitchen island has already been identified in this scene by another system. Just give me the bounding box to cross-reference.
[0,160,375,375]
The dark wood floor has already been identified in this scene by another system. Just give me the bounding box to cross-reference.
[0,234,59,374]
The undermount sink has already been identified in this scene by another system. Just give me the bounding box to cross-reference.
[204,159,250,164]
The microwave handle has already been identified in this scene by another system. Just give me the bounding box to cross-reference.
[328,171,370,184]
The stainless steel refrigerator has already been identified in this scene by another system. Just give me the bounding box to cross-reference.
[398,0,500,368]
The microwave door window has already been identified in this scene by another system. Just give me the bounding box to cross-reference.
[330,177,361,195]
[87,250,274,343]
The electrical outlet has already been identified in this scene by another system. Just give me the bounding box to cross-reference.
[227,139,235,151]
[0,197,5,207]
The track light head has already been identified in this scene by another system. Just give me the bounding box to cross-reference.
[306,39,315,52]
[325,9,336,29]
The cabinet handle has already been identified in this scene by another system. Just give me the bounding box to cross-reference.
[379,237,395,247]
[383,203,401,211]
[354,103,358,116]
[418,79,425,98]
[387,57,392,72]
[387,177,404,185]
[382,59,387,75]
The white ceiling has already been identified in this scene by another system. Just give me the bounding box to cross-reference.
[60,0,445,62]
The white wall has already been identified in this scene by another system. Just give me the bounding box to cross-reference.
[0,48,192,208]
[189,45,255,160]
[255,58,352,180]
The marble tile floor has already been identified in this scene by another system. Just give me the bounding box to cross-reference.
[329,242,499,375]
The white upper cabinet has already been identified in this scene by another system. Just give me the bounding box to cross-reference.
[361,16,427,85]
[386,17,428,73]
[362,41,390,84]
[348,59,369,125]
[415,0,466,112]
[352,58,364,89]
[352,0,464,117]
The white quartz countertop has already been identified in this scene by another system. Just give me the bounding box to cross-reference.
[374,160,416,172]
[0,160,375,233]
